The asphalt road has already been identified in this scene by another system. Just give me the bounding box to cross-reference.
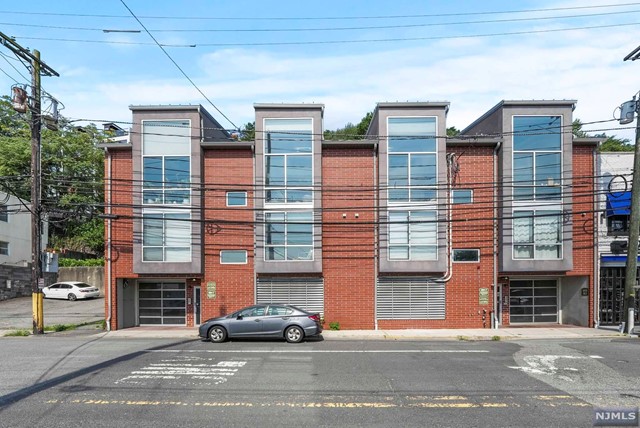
[0,296,104,330]
[2,335,639,427]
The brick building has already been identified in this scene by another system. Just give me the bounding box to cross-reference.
[100,100,599,331]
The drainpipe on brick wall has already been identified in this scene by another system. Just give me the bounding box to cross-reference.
[106,149,112,331]
[593,144,599,328]
[492,142,502,329]
[374,141,379,331]
[435,153,455,284]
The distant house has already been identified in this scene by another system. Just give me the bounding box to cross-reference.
[0,191,49,300]
[100,100,599,331]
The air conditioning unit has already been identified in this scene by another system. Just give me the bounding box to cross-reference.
[611,241,628,254]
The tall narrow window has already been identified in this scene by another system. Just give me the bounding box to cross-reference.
[388,117,437,203]
[513,116,562,201]
[0,205,7,222]
[264,119,313,204]
[141,119,192,262]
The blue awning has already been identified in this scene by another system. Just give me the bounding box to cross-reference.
[602,255,640,264]
[605,191,631,217]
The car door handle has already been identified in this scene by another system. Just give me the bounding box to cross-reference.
[281,317,289,320]
[254,319,261,322]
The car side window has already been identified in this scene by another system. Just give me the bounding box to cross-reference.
[50,284,60,289]
[238,306,266,317]
[267,306,292,316]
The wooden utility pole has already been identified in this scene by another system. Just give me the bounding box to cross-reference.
[0,32,58,334]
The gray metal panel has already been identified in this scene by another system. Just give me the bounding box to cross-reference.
[376,277,446,320]
[256,277,324,315]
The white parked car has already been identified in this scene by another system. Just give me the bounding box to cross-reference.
[42,281,100,301]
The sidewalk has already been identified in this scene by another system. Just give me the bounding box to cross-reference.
[98,325,627,341]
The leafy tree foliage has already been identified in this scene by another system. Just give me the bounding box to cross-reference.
[324,111,373,140]
[240,121,255,141]
[573,118,632,152]
[0,96,106,255]
[447,126,460,137]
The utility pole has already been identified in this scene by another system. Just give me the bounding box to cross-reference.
[0,32,58,335]
[622,96,640,334]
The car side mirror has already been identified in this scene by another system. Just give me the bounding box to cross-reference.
[236,315,243,320]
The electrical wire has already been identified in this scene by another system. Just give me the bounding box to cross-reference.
[119,0,238,131]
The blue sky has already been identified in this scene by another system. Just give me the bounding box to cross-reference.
[0,0,639,141]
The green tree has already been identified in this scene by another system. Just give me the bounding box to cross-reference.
[0,96,106,255]
[240,121,255,141]
[324,111,373,140]
[573,118,632,152]
[447,126,460,137]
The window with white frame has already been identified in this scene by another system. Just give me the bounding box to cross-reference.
[264,118,313,204]
[220,250,247,264]
[226,191,247,207]
[388,210,437,260]
[513,210,562,259]
[142,211,191,262]
[453,249,479,262]
[452,189,473,204]
[142,120,191,205]
[0,241,8,256]
[513,116,562,201]
[265,211,313,261]
[388,117,437,203]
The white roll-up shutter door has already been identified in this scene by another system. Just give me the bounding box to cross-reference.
[256,277,324,315]
[376,277,445,320]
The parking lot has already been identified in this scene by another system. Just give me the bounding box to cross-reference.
[0,295,104,330]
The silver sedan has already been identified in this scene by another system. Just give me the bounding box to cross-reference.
[198,304,323,343]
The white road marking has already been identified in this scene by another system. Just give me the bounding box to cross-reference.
[148,349,489,354]
[589,355,603,359]
[116,358,247,386]
[509,355,583,382]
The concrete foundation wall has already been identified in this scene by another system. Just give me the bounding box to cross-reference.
[57,267,105,296]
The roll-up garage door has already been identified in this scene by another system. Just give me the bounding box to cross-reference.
[256,277,324,315]
[376,277,445,320]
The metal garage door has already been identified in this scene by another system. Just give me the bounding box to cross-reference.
[138,282,186,325]
[376,277,446,320]
[509,279,558,323]
[256,277,324,315]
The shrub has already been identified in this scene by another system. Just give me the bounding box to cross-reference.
[58,258,104,267]
[329,321,340,331]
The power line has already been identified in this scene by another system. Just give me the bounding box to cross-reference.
[2,9,639,33]
[11,22,640,47]
[119,0,238,131]
[1,3,638,21]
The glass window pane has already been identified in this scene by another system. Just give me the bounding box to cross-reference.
[389,212,408,245]
[227,192,247,206]
[165,247,190,262]
[410,154,436,186]
[165,214,191,246]
[411,211,437,245]
[221,250,248,264]
[143,216,163,246]
[266,222,285,245]
[410,188,436,202]
[514,244,534,259]
[452,189,473,204]
[513,211,533,244]
[513,116,561,151]
[287,246,313,260]
[266,189,285,203]
[388,117,436,152]
[286,189,312,203]
[143,190,163,205]
[412,246,437,260]
[287,223,313,245]
[267,246,285,260]
[165,190,190,205]
[389,188,409,202]
[453,249,480,262]
[389,155,408,187]
[143,157,163,188]
[389,246,409,260]
[266,156,285,186]
[165,157,190,188]
[266,131,312,154]
[143,247,163,261]
[287,156,312,186]
[143,120,191,155]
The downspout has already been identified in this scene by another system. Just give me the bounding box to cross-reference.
[374,140,379,330]
[106,149,112,331]
[593,144,599,328]
[437,153,455,283]
[492,141,502,329]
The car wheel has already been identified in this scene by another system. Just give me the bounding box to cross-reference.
[208,326,227,343]
[285,326,304,343]
[67,293,77,301]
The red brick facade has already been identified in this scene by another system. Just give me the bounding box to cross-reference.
[103,103,597,331]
